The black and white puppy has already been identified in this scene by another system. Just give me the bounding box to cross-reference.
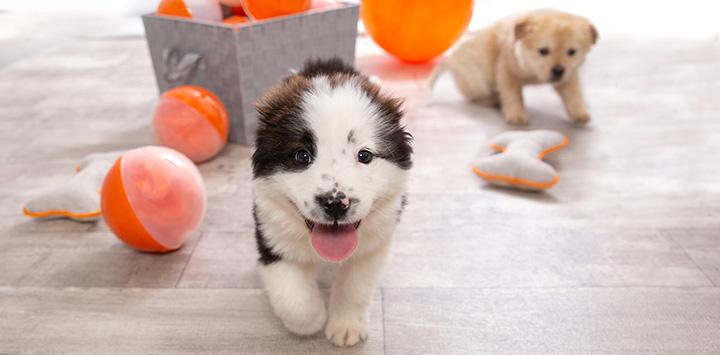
[251,58,412,347]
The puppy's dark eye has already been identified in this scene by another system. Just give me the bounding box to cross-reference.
[294,149,312,165]
[357,149,373,164]
[567,48,576,56]
[538,47,550,56]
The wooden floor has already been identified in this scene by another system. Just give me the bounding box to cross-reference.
[1,13,719,354]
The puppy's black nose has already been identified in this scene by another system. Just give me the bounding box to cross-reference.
[316,192,350,220]
[551,66,565,79]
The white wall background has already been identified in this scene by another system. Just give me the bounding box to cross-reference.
[0,0,156,15]
[472,0,720,38]
[1,0,719,38]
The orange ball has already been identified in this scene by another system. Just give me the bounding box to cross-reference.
[309,0,339,10]
[101,146,207,253]
[244,0,311,19]
[219,0,245,6]
[156,0,223,22]
[157,0,192,18]
[362,0,473,63]
[153,86,229,163]
[229,5,247,16]
[224,15,250,24]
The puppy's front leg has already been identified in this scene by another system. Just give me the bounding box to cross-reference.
[496,65,528,125]
[555,73,591,123]
[259,260,326,335]
[325,243,390,347]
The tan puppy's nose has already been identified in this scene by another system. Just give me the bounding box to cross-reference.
[551,65,565,80]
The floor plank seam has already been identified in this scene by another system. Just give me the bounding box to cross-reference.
[381,287,387,355]
[173,231,206,288]
[679,248,717,287]
[663,229,718,287]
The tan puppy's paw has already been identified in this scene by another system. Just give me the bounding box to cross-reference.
[504,110,530,125]
[472,95,501,108]
[570,112,591,124]
[566,103,591,123]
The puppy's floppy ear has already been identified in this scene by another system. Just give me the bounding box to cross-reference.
[514,18,533,41]
[589,23,599,44]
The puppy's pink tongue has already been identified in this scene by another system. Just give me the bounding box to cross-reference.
[311,223,358,262]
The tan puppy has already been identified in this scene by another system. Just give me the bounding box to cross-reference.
[429,10,598,125]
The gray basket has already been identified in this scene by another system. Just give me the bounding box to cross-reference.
[142,3,359,144]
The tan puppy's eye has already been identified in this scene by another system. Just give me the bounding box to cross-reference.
[567,48,576,56]
[538,47,550,56]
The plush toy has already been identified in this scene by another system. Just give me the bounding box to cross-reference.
[22,151,122,222]
[472,130,569,191]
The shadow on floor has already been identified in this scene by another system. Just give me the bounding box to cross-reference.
[356,54,437,81]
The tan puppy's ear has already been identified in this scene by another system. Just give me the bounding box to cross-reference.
[514,19,533,41]
[589,23,599,44]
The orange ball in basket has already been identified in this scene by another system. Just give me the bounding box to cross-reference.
[243,0,311,19]
[223,15,250,25]
[153,85,229,163]
[156,0,223,22]
[229,5,247,16]
[361,0,474,63]
[101,146,207,253]
[309,0,339,10]
[218,0,245,6]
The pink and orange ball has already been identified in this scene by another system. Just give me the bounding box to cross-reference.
[101,146,207,253]
[152,85,229,163]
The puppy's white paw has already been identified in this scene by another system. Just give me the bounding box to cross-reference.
[276,295,327,336]
[325,317,368,347]
[260,262,327,336]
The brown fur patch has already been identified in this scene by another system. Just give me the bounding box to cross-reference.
[256,75,312,126]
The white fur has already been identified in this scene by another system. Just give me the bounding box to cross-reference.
[253,78,408,347]
[258,261,326,335]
